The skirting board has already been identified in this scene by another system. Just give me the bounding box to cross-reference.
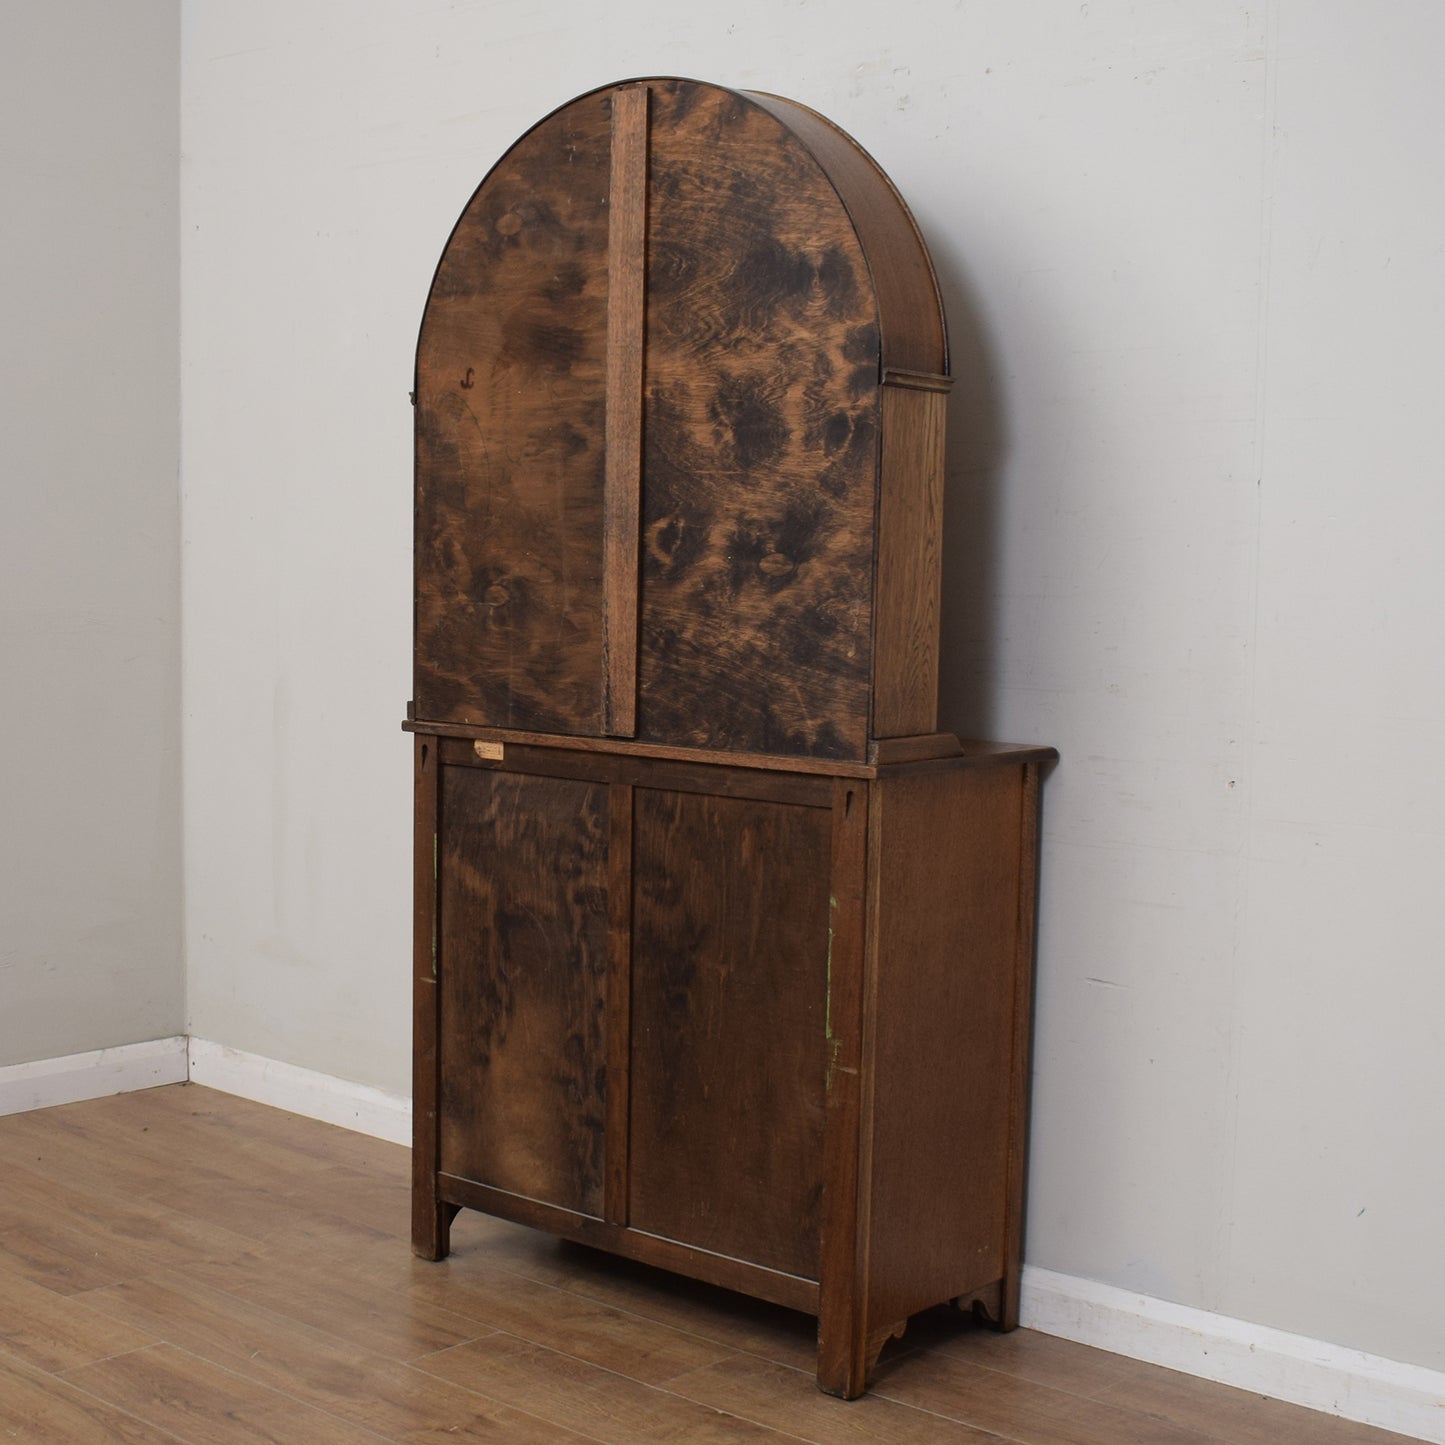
[0,1035,189,1117]
[1021,1265,1445,1443]
[186,1037,412,1147]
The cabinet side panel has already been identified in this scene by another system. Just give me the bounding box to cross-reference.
[415,93,611,733]
[629,787,830,1278]
[864,764,1025,1328]
[438,766,610,1216]
[636,80,879,762]
[871,384,945,738]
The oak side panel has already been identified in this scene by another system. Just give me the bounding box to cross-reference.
[412,734,445,1257]
[438,767,610,1216]
[871,383,947,738]
[862,762,1027,1332]
[415,91,612,732]
[816,777,873,1398]
[628,787,831,1278]
[1001,760,1044,1328]
[636,79,880,762]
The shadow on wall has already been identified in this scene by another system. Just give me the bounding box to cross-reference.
[931,249,1007,743]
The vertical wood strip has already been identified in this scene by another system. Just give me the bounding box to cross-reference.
[1001,761,1043,1328]
[816,777,873,1398]
[872,381,948,739]
[411,734,447,1258]
[604,782,635,1223]
[602,84,650,738]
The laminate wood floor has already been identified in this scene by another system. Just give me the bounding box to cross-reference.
[0,1084,1420,1443]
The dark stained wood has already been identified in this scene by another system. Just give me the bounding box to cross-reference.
[437,766,610,1216]
[635,80,881,761]
[867,731,963,765]
[437,1173,820,1315]
[861,764,1027,1337]
[414,89,612,733]
[434,733,836,806]
[628,787,831,1279]
[412,733,446,1259]
[872,382,948,737]
[882,367,953,392]
[410,718,877,778]
[743,92,949,376]
[1000,760,1044,1329]
[603,83,650,738]
[815,777,872,1399]
[409,78,1055,1404]
[604,782,634,1224]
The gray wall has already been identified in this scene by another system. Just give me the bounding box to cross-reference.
[0,3,182,1063]
[16,0,1419,1380]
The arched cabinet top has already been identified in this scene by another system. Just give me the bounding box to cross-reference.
[414,78,951,762]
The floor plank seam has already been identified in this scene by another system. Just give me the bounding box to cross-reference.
[18,1344,198,1445]
[397,1338,636,1445]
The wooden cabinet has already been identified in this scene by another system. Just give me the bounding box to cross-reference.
[407,77,1052,1398]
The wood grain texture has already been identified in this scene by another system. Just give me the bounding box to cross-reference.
[58,1343,383,1445]
[2,1087,1415,1445]
[437,1174,820,1314]
[861,763,1027,1336]
[1000,759,1044,1329]
[411,732,445,1258]
[743,93,949,377]
[411,718,878,777]
[415,89,613,733]
[635,80,881,761]
[433,733,835,806]
[872,382,947,737]
[604,781,634,1223]
[437,766,610,1216]
[0,1349,186,1444]
[628,787,831,1278]
[815,777,873,1399]
[603,83,650,737]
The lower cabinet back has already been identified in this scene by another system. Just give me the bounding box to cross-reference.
[628,786,829,1280]
[415,736,1047,1399]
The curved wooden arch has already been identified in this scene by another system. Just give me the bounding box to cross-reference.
[414,78,949,761]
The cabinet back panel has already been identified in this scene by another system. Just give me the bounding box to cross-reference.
[628,786,829,1278]
[415,92,612,733]
[635,81,879,762]
[437,766,610,1216]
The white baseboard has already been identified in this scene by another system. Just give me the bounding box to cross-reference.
[0,1035,189,1117]
[1021,1264,1445,1443]
[186,1037,411,1147]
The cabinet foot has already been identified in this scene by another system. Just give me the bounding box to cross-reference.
[815,1317,908,1400]
[412,1198,460,1261]
[957,1278,1018,1331]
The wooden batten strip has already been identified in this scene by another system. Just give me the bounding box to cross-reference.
[602,83,650,737]
[881,368,953,393]
[604,783,634,1225]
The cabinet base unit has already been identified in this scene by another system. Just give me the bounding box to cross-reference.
[410,731,1049,1398]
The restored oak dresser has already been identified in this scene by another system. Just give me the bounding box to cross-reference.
[405,76,1052,1398]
